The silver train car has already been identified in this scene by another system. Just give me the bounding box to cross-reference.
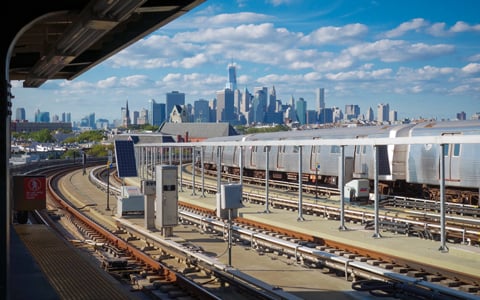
[201,120,480,205]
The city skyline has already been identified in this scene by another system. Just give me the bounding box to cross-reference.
[11,0,480,122]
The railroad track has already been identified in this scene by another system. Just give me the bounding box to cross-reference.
[46,164,306,299]
[91,165,480,299]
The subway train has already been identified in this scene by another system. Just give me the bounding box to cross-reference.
[201,120,480,205]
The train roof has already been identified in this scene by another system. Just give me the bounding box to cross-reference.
[408,120,480,136]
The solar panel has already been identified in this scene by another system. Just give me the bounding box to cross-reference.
[114,140,138,177]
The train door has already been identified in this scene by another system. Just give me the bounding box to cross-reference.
[442,136,461,182]
[250,146,258,167]
[310,144,321,171]
[232,146,238,166]
[277,145,285,169]
[309,137,321,171]
[354,144,368,177]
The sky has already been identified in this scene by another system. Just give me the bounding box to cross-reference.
[11,0,480,123]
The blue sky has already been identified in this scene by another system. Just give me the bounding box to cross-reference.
[11,0,480,123]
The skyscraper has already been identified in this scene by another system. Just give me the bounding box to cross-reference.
[315,88,325,112]
[345,104,360,120]
[194,99,210,122]
[216,88,235,123]
[15,107,25,121]
[296,97,307,125]
[166,91,185,122]
[149,99,165,126]
[226,63,237,91]
[377,103,389,123]
[121,100,131,127]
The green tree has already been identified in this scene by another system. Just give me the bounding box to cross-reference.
[30,129,55,143]
[86,144,113,157]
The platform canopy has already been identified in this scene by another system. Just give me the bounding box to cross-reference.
[9,0,205,87]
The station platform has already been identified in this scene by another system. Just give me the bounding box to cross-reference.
[9,224,141,300]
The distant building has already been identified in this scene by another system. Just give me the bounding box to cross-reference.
[35,110,50,123]
[365,107,374,122]
[194,99,210,122]
[166,91,185,122]
[11,121,72,133]
[216,88,235,123]
[137,108,148,125]
[226,63,237,91]
[456,111,466,120]
[389,110,398,122]
[377,103,389,123]
[15,108,25,121]
[315,88,325,112]
[344,104,360,120]
[169,105,189,123]
[121,100,131,127]
[149,99,165,126]
[296,97,307,125]
[158,122,238,142]
[318,108,333,124]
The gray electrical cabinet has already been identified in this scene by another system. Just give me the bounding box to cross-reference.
[155,165,178,229]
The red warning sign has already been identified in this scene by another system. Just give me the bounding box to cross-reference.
[24,177,46,200]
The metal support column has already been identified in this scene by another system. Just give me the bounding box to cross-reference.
[179,146,184,192]
[339,145,347,231]
[217,146,222,193]
[439,144,449,252]
[201,146,205,197]
[297,146,305,221]
[239,146,244,186]
[373,145,381,238]
[191,146,196,196]
[264,146,271,213]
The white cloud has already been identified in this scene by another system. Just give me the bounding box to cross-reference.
[462,63,480,74]
[450,21,480,33]
[119,75,148,88]
[384,18,429,38]
[346,39,455,62]
[302,23,368,45]
[97,77,117,88]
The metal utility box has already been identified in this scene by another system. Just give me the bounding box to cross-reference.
[344,179,370,201]
[13,175,46,210]
[155,165,178,228]
[220,184,243,209]
[117,186,144,216]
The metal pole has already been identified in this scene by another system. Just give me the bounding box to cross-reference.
[373,145,381,238]
[264,146,270,213]
[179,146,184,192]
[315,166,318,200]
[297,146,305,221]
[228,208,232,266]
[106,164,110,211]
[217,146,222,193]
[439,144,448,252]
[201,146,205,197]
[191,146,196,196]
[239,146,244,186]
[339,145,346,230]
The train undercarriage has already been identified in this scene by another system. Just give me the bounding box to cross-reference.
[203,163,479,205]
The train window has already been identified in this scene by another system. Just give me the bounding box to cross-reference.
[293,146,299,153]
[453,144,460,156]
[356,146,360,154]
[330,145,340,154]
[363,146,367,154]
[443,144,449,156]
